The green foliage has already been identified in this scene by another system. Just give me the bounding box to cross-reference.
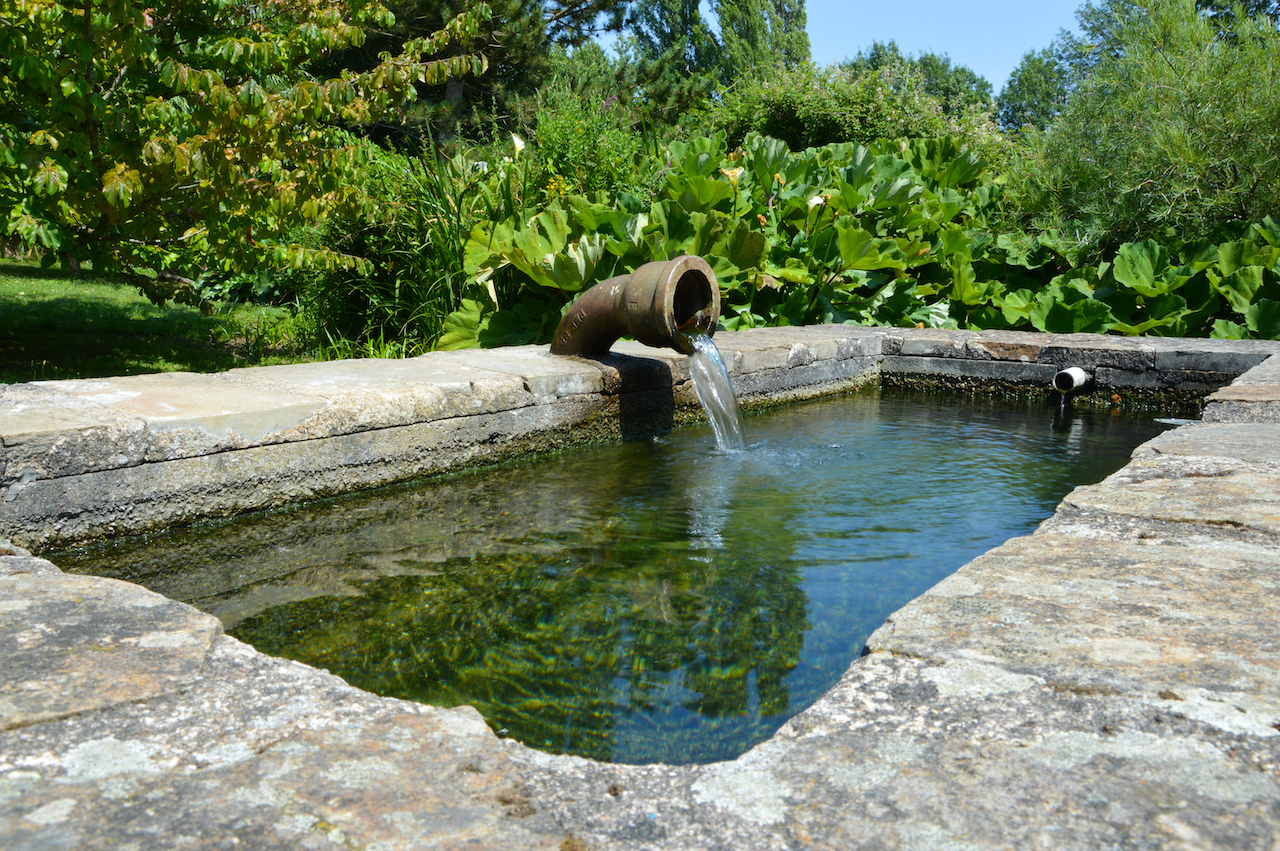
[0,0,490,308]
[441,131,1280,348]
[1003,0,1280,260]
[533,86,644,197]
[445,132,1007,346]
[715,0,810,81]
[322,0,631,142]
[629,0,722,75]
[997,48,1071,131]
[844,41,993,116]
[705,63,953,151]
[703,61,1009,172]
[299,136,527,352]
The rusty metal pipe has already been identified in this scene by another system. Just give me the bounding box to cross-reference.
[550,255,720,357]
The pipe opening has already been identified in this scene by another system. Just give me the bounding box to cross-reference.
[672,270,714,330]
[1053,366,1092,395]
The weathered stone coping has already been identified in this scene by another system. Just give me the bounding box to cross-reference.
[2,328,1280,849]
[3,325,1276,551]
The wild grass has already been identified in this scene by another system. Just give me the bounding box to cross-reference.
[0,260,318,384]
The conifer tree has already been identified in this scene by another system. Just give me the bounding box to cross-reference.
[716,0,809,80]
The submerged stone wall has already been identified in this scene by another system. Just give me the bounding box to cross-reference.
[3,326,1280,850]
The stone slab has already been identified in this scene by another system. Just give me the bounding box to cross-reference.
[965,329,1056,362]
[1096,365,1238,394]
[1134,422,1280,468]
[225,355,538,437]
[1233,353,1280,385]
[40,372,324,443]
[880,327,976,358]
[1,398,617,549]
[0,573,221,728]
[0,631,567,851]
[1059,454,1280,539]
[866,533,1280,721]
[515,653,1280,851]
[1146,337,1280,374]
[416,345,608,400]
[733,356,878,401]
[1040,335,1154,371]
[0,384,149,486]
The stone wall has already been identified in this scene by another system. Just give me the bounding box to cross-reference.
[3,326,1275,550]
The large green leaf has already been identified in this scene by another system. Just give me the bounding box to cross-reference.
[437,298,489,350]
[1029,283,1114,333]
[1108,293,1189,336]
[1217,241,1280,277]
[715,218,766,271]
[899,137,987,190]
[742,132,793,190]
[1111,239,1172,296]
[1211,319,1249,339]
[836,225,894,271]
[1246,298,1280,339]
[997,288,1036,325]
[1215,266,1268,314]
[662,173,737,212]
[666,132,728,179]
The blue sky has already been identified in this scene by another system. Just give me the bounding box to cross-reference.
[805,0,1083,92]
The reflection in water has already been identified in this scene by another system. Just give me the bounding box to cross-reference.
[56,388,1173,764]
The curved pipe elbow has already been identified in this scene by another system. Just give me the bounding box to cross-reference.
[550,255,720,357]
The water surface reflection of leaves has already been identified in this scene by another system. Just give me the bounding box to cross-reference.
[233,470,809,764]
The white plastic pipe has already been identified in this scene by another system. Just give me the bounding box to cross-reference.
[1053,366,1093,395]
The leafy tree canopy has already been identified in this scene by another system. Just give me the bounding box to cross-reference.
[1004,0,1280,257]
[629,0,721,75]
[996,48,1071,131]
[843,40,992,115]
[0,0,489,306]
[1000,0,1278,133]
[716,0,810,81]
[316,0,630,141]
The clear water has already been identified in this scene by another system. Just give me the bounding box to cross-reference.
[56,388,1172,765]
[686,332,746,451]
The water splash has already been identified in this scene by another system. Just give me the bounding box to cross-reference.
[684,332,746,451]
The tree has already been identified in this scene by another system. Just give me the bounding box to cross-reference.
[0,0,490,306]
[1197,0,1280,24]
[310,0,630,140]
[997,48,1071,131]
[716,0,810,81]
[716,0,770,80]
[844,40,991,115]
[1004,0,1280,256]
[630,0,721,75]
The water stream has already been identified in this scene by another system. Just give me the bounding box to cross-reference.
[684,332,746,451]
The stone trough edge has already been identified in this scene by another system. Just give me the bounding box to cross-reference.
[3,325,1280,850]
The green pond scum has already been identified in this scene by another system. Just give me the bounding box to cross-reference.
[58,387,1173,764]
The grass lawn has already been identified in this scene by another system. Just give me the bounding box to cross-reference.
[0,259,318,384]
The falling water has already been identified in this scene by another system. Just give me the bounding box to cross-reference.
[684,332,746,451]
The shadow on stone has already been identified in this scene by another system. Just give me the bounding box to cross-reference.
[598,353,679,439]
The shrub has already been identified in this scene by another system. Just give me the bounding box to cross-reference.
[298,139,501,353]
[533,85,646,198]
[703,62,952,151]
[1001,0,1280,261]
